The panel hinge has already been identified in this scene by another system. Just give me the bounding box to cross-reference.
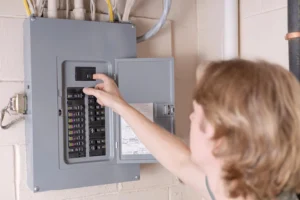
[164,104,175,116]
[113,74,117,81]
[115,141,118,149]
[1,93,27,130]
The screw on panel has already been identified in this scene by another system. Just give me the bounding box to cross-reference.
[34,186,40,192]
[131,25,135,29]
[134,175,140,179]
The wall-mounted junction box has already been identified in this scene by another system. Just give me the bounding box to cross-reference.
[24,17,175,192]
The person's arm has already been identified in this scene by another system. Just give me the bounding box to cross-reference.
[116,102,207,193]
[83,74,207,194]
[117,102,190,176]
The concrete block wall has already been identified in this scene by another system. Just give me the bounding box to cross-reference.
[240,0,288,69]
[197,0,288,69]
[0,0,204,200]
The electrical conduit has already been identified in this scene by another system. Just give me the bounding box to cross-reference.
[287,0,300,81]
[223,0,239,59]
[137,0,172,43]
[48,0,58,18]
[287,4,300,199]
[73,0,86,20]
[285,1,300,196]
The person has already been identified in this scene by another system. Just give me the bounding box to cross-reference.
[83,59,300,200]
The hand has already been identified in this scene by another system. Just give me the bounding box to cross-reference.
[83,74,127,112]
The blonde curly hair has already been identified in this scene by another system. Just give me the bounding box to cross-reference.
[194,59,300,199]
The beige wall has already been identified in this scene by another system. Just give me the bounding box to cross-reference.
[0,0,203,200]
[240,0,288,69]
[0,0,289,199]
[197,0,288,69]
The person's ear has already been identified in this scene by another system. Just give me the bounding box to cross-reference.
[214,137,223,149]
[194,102,215,139]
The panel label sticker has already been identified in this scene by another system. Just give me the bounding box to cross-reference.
[121,103,154,155]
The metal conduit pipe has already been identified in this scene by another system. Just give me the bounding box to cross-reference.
[287,1,300,198]
[287,0,300,80]
[137,0,172,43]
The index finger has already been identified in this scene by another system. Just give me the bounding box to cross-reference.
[82,87,104,99]
[93,74,112,82]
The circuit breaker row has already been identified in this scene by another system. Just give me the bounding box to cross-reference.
[88,96,106,157]
[66,88,106,159]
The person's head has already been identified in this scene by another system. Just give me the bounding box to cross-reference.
[189,59,300,199]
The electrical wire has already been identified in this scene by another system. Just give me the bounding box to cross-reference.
[115,11,122,22]
[112,0,121,21]
[23,0,31,16]
[0,107,25,130]
[122,0,136,22]
[90,0,96,21]
[112,0,119,11]
[36,0,46,17]
[29,0,36,14]
[105,0,114,22]
[66,0,70,18]
[137,0,172,43]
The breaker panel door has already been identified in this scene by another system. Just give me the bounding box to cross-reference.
[115,58,175,164]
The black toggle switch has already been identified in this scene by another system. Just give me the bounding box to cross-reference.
[75,67,96,81]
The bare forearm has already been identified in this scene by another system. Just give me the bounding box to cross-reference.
[117,102,191,177]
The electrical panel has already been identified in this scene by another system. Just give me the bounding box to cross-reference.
[24,17,175,192]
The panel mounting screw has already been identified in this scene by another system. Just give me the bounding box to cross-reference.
[34,186,40,192]
[134,175,140,179]
[132,25,135,28]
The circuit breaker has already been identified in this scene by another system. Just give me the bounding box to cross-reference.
[24,17,175,192]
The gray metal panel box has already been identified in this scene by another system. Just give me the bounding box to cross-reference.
[24,17,175,192]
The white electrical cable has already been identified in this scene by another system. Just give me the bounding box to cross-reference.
[36,0,42,16]
[112,0,121,21]
[32,0,38,14]
[74,0,84,8]
[137,0,172,43]
[36,0,46,17]
[116,11,122,22]
[113,0,119,12]
[90,0,96,21]
[73,0,86,20]
[66,0,70,19]
[27,0,35,15]
[48,0,58,18]
[122,0,136,22]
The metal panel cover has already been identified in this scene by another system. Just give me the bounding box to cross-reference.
[115,58,175,164]
[24,17,140,192]
[24,17,175,192]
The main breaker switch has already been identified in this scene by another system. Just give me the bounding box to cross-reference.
[75,67,96,81]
